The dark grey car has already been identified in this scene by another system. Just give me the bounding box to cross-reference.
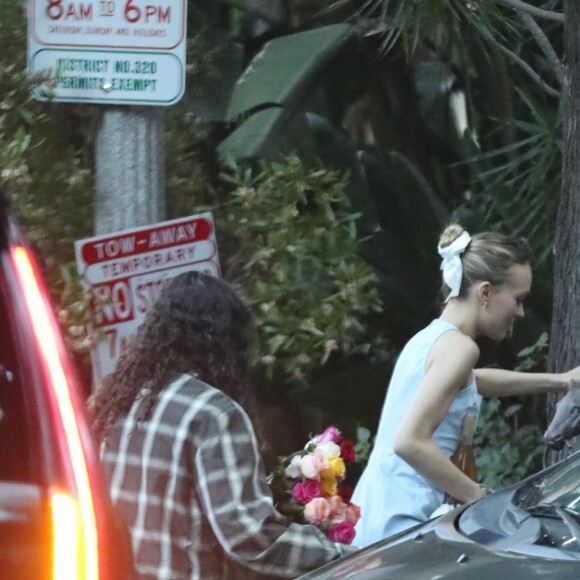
[299,450,580,579]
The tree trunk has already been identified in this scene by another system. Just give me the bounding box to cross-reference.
[547,0,580,461]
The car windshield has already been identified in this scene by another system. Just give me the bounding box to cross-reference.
[458,452,580,558]
[514,453,580,514]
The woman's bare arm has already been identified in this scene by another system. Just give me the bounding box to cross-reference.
[393,331,485,504]
[474,366,580,398]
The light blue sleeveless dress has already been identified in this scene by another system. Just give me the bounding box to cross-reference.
[352,319,482,547]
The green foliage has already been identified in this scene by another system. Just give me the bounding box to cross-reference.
[332,0,505,55]
[164,112,215,217]
[514,331,549,373]
[474,333,550,489]
[57,263,103,353]
[461,88,560,270]
[474,398,543,490]
[215,156,382,382]
[328,0,561,330]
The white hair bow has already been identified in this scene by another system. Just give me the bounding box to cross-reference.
[438,231,472,302]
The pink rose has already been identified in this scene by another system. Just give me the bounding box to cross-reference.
[326,520,356,545]
[303,498,331,525]
[327,495,345,519]
[346,503,361,526]
[312,426,342,445]
[292,480,322,504]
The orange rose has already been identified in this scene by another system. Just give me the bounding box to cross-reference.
[346,502,361,526]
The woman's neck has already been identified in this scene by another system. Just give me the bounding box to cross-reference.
[439,300,480,339]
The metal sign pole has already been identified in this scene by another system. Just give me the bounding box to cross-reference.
[94,106,166,235]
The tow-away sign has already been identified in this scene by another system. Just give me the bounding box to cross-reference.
[75,213,220,386]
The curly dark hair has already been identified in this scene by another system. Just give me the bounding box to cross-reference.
[90,271,255,441]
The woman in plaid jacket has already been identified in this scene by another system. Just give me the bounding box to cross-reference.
[91,271,350,579]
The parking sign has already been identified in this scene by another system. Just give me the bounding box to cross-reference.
[75,213,220,386]
[28,0,187,105]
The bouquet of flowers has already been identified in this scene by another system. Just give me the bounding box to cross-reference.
[268,425,361,545]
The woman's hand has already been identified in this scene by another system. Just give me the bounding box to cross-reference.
[467,483,488,503]
[561,366,580,390]
[444,482,488,508]
[477,484,494,498]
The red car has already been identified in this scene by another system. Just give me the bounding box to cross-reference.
[0,186,134,579]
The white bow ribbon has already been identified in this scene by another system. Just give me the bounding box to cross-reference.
[438,231,472,302]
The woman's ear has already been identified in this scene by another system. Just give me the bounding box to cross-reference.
[476,281,492,307]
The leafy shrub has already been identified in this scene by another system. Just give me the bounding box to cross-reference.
[474,398,543,489]
[214,156,383,382]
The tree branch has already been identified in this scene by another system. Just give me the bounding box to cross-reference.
[495,0,564,23]
[497,43,561,98]
[518,12,564,85]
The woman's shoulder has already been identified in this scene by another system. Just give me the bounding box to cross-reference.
[158,373,241,421]
[430,327,479,368]
[165,375,253,438]
[406,319,474,351]
[412,318,462,341]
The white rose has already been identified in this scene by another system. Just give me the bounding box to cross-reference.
[284,455,302,479]
[315,441,341,457]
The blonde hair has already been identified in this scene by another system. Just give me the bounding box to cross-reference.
[439,224,532,301]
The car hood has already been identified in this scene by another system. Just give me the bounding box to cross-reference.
[299,508,580,579]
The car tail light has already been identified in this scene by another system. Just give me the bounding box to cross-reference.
[51,492,83,580]
[11,246,99,580]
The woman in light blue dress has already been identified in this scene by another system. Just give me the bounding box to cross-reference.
[352,225,580,547]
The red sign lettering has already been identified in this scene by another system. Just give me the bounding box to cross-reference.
[81,217,212,265]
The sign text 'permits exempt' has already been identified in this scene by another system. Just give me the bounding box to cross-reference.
[28,0,187,105]
[75,213,220,386]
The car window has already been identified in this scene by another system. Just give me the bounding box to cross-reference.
[0,274,34,484]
